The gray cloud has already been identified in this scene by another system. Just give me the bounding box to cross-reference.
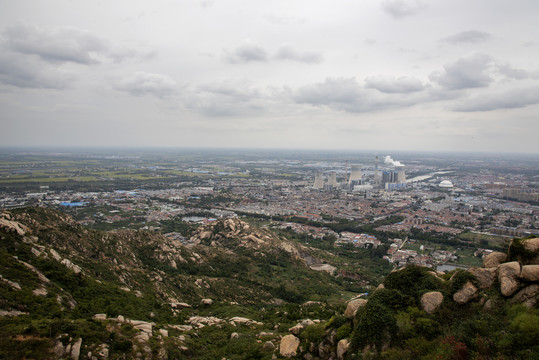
[441,30,492,44]
[109,47,158,63]
[3,23,106,64]
[381,0,427,18]
[187,80,270,117]
[365,75,425,93]
[0,55,72,89]
[453,86,539,112]
[293,77,413,113]
[429,53,493,90]
[224,41,268,63]
[112,72,177,99]
[274,45,322,63]
[496,63,539,80]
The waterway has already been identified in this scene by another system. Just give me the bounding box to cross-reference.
[436,263,469,272]
[407,171,455,183]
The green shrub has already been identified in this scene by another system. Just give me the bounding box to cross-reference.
[367,288,412,311]
[300,323,326,343]
[326,314,349,329]
[383,265,442,303]
[415,317,440,340]
[351,302,397,352]
[335,323,352,341]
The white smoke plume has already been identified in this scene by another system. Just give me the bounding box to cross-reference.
[384,155,404,167]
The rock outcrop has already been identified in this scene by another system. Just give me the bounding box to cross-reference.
[499,261,521,297]
[510,284,539,308]
[468,267,497,289]
[337,339,350,359]
[482,252,507,268]
[421,291,444,314]
[520,265,539,282]
[280,334,300,358]
[453,281,478,304]
[344,298,367,318]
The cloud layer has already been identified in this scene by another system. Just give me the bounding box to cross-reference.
[0,0,538,153]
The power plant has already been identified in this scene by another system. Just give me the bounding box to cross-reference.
[311,155,406,191]
[313,172,324,189]
[348,165,363,186]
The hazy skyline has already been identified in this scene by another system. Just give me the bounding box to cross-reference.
[1,0,538,153]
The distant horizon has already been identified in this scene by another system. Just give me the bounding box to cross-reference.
[1,145,538,157]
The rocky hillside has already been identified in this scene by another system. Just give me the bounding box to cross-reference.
[0,207,347,359]
[1,207,537,359]
[278,236,538,359]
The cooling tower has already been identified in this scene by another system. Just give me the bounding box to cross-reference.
[348,165,362,185]
[327,171,339,187]
[313,172,324,189]
[396,166,406,183]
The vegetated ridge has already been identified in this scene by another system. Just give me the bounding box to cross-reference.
[0,207,538,359]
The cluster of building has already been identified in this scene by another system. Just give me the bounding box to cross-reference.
[312,156,407,192]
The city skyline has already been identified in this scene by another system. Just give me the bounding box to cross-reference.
[1,1,539,153]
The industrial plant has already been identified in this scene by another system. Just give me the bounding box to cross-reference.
[312,155,407,191]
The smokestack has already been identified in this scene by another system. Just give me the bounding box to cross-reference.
[375,156,381,184]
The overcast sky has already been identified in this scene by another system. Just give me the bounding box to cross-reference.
[1,0,538,153]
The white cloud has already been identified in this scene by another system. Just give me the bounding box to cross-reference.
[496,63,539,80]
[293,77,417,113]
[112,72,177,99]
[186,79,275,117]
[452,86,539,112]
[430,53,493,90]
[381,0,427,18]
[3,23,106,65]
[441,30,492,44]
[0,55,73,89]
[274,45,322,63]
[365,75,425,93]
[224,40,269,63]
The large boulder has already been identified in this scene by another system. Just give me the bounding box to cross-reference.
[421,291,444,314]
[453,281,478,304]
[70,338,82,360]
[130,320,153,335]
[201,298,213,305]
[288,323,303,335]
[499,261,521,297]
[509,237,539,265]
[263,341,275,351]
[468,267,497,289]
[337,339,350,359]
[344,298,367,318]
[510,284,539,309]
[523,237,539,253]
[482,252,507,268]
[520,265,539,282]
[280,334,300,358]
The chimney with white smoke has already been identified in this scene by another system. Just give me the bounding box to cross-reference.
[384,155,404,167]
